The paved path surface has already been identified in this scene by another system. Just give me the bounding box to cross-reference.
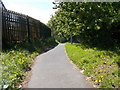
[27,44,93,88]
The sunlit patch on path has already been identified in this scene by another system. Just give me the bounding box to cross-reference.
[27,44,93,88]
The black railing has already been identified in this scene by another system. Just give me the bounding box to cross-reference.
[1,0,51,44]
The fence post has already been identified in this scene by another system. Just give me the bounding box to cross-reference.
[27,16,30,43]
[0,0,2,89]
[0,0,2,52]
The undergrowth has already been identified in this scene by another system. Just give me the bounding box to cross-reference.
[65,43,119,88]
[1,38,57,89]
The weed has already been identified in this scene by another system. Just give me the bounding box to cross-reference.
[65,43,119,88]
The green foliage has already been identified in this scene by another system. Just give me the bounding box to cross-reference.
[1,50,38,88]
[65,43,119,88]
[48,2,120,48]
[48,2,120,88]
[1,38,57,89]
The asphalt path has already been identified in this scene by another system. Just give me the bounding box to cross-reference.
[27,44,94,88]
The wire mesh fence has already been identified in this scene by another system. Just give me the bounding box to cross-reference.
[1,1,51,44]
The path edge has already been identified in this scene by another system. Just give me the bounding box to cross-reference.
[63,44,97,88]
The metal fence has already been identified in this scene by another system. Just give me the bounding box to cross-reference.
[1,1,51,44]
[0,0,2,51]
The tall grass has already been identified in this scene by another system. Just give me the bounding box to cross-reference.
[65,43,119,88]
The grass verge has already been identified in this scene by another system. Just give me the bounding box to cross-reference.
[1,38,57,89]
[65,43,119,88]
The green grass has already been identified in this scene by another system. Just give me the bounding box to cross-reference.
[65,43,119,88]
[1,38,57,89]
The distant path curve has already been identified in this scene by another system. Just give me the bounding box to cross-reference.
[27,44,94,88]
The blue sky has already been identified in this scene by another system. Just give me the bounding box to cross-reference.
[3,0,57,24]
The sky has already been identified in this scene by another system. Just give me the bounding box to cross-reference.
[2,0,57,24]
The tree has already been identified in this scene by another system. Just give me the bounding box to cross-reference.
[48,2,120,48]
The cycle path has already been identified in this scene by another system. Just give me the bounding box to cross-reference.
[27,44,94,88]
